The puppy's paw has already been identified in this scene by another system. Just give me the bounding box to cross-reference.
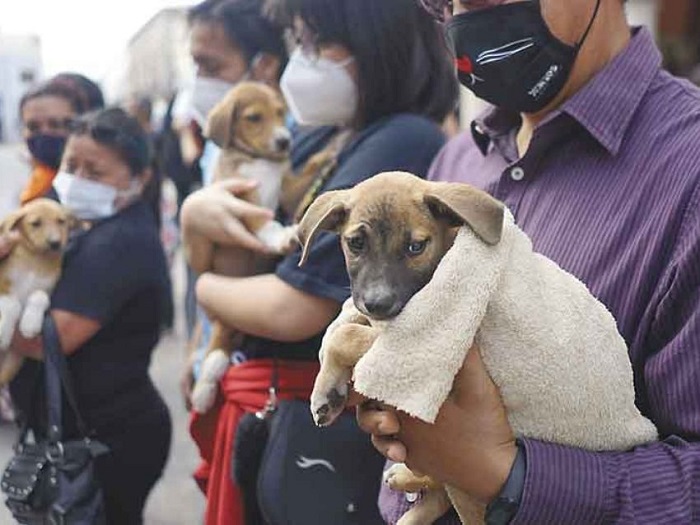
[0,296,22,351]
[19,291,50,338]
[276,225,299,254]
[0,327,12,352]
[199,349,230,382]
[257,221,298,254]
[310,378,349,427]
[191,379,219,414]
[384,463,432,493]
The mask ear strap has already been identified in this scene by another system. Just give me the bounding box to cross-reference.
[576,0,602,50]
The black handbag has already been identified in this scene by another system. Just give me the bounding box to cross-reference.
[232,360,386,525]
[1,315,109,525]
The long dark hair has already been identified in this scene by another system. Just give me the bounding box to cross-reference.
[270,0,458,127]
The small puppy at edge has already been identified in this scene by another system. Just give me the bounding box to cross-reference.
[189,81,298,414]
[0,199,72,385]
[297,172,656,524]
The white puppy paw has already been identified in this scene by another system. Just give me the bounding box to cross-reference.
[19,291,50,338]
[191,349,230,414]
[257,221,299,254]
[191,381,220,414]
[0,296,22,351]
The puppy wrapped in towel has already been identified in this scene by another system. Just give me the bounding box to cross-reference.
[297,171,657,525]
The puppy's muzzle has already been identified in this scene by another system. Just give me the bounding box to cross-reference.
[272,127,292,154]
[358,290,401,320]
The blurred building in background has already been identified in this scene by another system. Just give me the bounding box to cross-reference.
[102,7,194,109]
[0,31,41,143]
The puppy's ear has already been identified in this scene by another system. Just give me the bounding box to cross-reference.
[297,190,351,266]
[0,208,26,235]
[424,182,505,245]
[205,96,235,148]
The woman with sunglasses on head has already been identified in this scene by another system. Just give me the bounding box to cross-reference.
[182,0,458,523]
[9,107,172,524]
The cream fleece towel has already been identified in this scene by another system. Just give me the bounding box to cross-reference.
[351,211,657,450]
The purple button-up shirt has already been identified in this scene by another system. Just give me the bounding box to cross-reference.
[380,28,700,524]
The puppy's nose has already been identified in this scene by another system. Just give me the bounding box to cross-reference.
[275,136,290,151]
[362,293,398,319]
[48,240,62,252]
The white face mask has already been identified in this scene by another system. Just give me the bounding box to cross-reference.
[53,171,140,220]
[280,48,358,126]
[191,76,237,126]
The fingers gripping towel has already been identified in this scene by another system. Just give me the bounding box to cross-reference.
[352,211,657,449]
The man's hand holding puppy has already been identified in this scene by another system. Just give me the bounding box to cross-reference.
[354,347,518,505]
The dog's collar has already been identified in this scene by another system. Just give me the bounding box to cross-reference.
[231,138,288,163]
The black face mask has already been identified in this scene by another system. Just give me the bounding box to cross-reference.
[445,0,601,114]
[26,134,67,169]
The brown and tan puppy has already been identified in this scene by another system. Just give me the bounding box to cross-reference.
[297,171,504,525]
[189,81,298,414]
[0,199,72,385]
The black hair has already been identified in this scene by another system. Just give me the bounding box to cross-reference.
[51,73,105,112]
[270,0,458,127]
[70,107,151,176]
[19,73,104,115]
[189,0,288,72]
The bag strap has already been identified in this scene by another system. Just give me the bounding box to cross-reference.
[42,314,90,442]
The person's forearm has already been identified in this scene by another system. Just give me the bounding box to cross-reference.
[182,226,214,275]
[10,331,43,360]
[196,272,340,342]
[512,436,700,524]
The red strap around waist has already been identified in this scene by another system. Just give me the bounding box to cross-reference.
[189,359,319,525]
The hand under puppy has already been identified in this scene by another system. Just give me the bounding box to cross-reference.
[352,347,517,504]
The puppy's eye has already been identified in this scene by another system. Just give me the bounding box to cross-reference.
[407,239,427,256]
[30,219,42,229]
[346,235,366,254]
[245,113,263,123]
[57,218,66,226]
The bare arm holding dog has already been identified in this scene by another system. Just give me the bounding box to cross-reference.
[196,272,339,342]
[180,179,275,274]
[11,309,101,360]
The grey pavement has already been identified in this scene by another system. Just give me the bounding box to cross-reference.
[0,154,206,523]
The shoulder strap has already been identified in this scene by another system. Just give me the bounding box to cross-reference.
[42,314,90,442]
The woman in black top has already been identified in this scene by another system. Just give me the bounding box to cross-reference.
[10,108,172,525]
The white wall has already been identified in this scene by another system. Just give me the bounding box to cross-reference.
[0,33,42,143]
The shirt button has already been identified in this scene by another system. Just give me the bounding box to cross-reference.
[510,167,525,181]
[405,492,419,503]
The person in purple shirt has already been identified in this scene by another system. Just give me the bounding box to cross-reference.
[356,0,700,523]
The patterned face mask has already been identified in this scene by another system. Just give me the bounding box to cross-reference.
[445,0,601,114]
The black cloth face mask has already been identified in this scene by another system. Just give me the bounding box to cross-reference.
[445,0,601,114]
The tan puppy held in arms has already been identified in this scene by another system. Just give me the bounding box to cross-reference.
[297,172,657,524]
[0,199,71,385]
[189,81,298,414]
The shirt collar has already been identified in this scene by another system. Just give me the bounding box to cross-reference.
[472,27,662,157]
